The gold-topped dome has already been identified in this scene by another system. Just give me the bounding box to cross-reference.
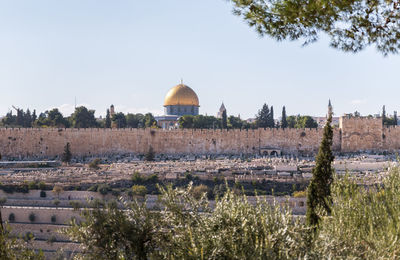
[164,84,200,107]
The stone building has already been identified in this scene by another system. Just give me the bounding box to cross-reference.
[156,83,200,129]
[217,102,226,119]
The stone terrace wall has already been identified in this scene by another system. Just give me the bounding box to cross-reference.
[0,128,342,159]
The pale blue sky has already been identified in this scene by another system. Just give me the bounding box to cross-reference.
[0,0,399,119]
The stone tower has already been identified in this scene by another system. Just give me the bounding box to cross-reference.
[217,102,226,119]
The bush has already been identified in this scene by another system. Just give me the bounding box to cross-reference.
[38,181,46,190]
[97,184,110,195]
[293,190,307,198]
[8,213,15,222]
[144,146,155,161]
[40,190,47,198]
[89,158,101,170]
[191,184,209,200]
[69,201,82,210]
[51,215,57,223]
[28,181,38,190]
[131,185,147,197]
[47,235,57,244]
[88,184,98,192]
[29,212,36,222]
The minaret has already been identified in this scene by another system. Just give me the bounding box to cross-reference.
[110,105,115,117]
[217,102,227,118]
[327,99,333,118]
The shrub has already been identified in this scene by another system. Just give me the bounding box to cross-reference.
[23,232,34,242]
[131,185,147,197]
[51,215,57,223]
[293,190,307,198]
[69,201,82,210]
[144,146,155,161]
[88,184,98,192]
[97,184,109,195]
[38,181,46,190]
[52,185,63,198]
[47,235,57,244]
[40,190,47,198]
[89,158,101,170]
[28,181,38,190]
[8,213,15,222]
[28,212,36,222]
[191,184,209,200]
[53,199,60,208]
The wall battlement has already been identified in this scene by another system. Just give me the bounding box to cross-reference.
[0,116,396,159]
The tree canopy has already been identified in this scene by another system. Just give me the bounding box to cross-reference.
[229,0,400,55]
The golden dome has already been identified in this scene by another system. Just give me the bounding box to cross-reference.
[164,84,200,107]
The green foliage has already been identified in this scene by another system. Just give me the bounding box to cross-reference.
[8,213,15,222]
[38,181,46,190]
[179,115,222,129]
[144,146,155,161]
[40,190,46,198]
[312,168,400,258]
[105,109,111,128]
[65,200,159,260]
[71,106,98,128]
[144,113,157,128]
[89,158,101,170]
[112,112,127,128]
[61,142,72,164]
[29,212,36,222]
[131,185,147,197]
[191,184,209,200]
[221,110,228,129]
[97,184,110,195]
[281,106,288,128]
[229,0,400,55]
[256,103,275,128]
[306,114,334,227]
[70,201,82,210]
[35,108,69,128]
[287,115,318,128]
[53,199,60,208]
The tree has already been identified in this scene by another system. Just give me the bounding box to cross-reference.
[112,112,127,128]
[268,106,275,127]
[144,113,156,128]
[65,200,160,260]
[71,106,97,128]
[144,146,155,161]
[382,105,387,123]
[394,111,398,126]
[221,110,228,129]
[306,114,334,228]
[256,103,270,128]
[105,109,111,128]
[52,186,63,199]
[229,0,400,55]
[131,185,147,197]
[281,106,288,129]
[61,142,72,164]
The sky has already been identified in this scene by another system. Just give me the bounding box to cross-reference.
[0,0,399,119]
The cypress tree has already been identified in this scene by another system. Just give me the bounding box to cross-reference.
[382,105,387,124]
[105,109,111,128]
[221,110,227,129]
[394,111,398,126]
[61,142,72,164]
[306,114,334,228]
[281,106,288,129]
[269,106,275,128]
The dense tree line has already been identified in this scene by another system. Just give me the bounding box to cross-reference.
[178,115,254,129]
[0,107,157,129]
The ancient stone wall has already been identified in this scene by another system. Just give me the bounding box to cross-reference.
[0,127,342,159]
[340,117,383,152]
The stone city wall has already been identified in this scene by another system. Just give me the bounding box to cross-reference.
[0,127,342,159]
[2,116,400,159]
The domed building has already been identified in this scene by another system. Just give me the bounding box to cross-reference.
[164,83,200,116]
[156,83,200,129]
